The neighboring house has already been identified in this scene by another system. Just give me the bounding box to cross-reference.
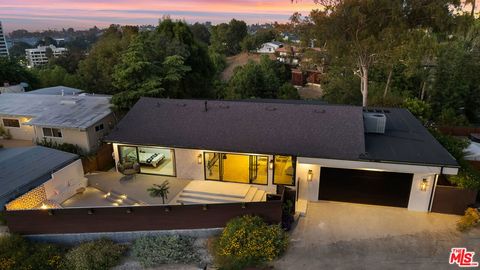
[25,45,68,68]
[0,21,8,57]
[0,146,86,209]
[106,98,458,213]
[280,32,301,44]
[0,83,25,94]
[276,46,300,66]
[257,41,283,54]
[25,85,83,96]
[0,90,114,152]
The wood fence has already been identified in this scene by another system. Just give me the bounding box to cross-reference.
[5,200,283,235]
[431,185,478,215]
[437,126,480,137]
[82,144,114,173]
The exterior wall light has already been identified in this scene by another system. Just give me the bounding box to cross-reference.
[420,178,429,192]
[197,154,203,164]
[269,159,274,170]
[307,169,313,182]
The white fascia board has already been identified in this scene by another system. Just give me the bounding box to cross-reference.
[297,157,457,175]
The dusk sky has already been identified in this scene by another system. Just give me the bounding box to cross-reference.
[0,0,320,32]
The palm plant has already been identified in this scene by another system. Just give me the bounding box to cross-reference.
[147,181,170,204]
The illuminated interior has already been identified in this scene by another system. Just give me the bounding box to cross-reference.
[273,155,296,185]
[118,145,176,176]
[205,152,268,185]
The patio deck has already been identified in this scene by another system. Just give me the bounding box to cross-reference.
[61,172,191,208]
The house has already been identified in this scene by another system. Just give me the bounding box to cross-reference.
[280,32,301,44]
[0,90,114,152]
[25,45,68,68]
[105,98,458,212]
[257,41,283,54]
[0,83,25,94]
[0,146,86,209]
[25,85,83,96]
[3,98,468,235]
[276,46,300,66]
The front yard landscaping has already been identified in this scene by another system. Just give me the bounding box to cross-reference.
[0,215,289,270]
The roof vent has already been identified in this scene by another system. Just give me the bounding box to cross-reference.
[363,112,386,134]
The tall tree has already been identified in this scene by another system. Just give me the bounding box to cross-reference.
[210,19,248,56]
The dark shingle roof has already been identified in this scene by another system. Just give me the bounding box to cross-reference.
[363,108,458,167]
[106,98,458,168]
[106,98,366,160]
[0,146,78,207]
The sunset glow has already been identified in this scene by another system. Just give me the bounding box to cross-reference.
[0,0,320,32]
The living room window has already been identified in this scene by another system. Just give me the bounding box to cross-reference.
[273,155,296,186]
[42,127,62,138]
[204,152,268,185]
[2,118,20,128]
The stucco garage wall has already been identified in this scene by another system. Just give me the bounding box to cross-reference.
[296,157,441,212]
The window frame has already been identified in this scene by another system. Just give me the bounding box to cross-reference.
[2,118,20,128]
[95,123,105,132]
[42,127,62,138]
[203,151,268,185]
[272,155,297,186]
[117,144,177,177]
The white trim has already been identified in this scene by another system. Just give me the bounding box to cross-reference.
[297,157,458,175]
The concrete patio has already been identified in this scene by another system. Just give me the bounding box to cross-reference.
[274,201,480,270]
[62,172,191,208]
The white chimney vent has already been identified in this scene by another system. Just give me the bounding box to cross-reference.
[363,112,387,134]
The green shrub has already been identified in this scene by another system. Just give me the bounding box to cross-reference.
[457,208,480,232]
[132,235,200,267]
[37,137,83,156]
[65,238,126,270]
[0,234,65,270]
[214,215,289,270]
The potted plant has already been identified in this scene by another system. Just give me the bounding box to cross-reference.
[147,181,170,204]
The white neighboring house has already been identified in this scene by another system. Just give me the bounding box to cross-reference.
[0,83,26,94]
[0,87,114,153]
[257,41,283,54]
[25,45,68,68]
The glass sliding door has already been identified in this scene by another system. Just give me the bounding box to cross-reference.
[273,155,296,186]
[118,145,176,176]
[204,152,268,185]
[138,146,176,176]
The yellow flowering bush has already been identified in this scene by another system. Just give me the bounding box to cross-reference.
[457,208,480,232]
[214,215,288,270]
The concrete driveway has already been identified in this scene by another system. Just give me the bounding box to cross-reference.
[274,201,480,270]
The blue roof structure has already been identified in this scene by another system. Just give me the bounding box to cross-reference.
[0,146,78,208]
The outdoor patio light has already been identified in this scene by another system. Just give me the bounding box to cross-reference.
[126,208,132,214]
[420,178,429,192]
[307,169,313,181]
[197,154,203,164]
[40,203,48,210]
[269,159,274,170]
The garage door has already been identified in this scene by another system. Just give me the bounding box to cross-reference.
[319,168,413,208]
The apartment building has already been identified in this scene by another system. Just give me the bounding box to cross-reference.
[25,45,67,68]
[0,21,9,57]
